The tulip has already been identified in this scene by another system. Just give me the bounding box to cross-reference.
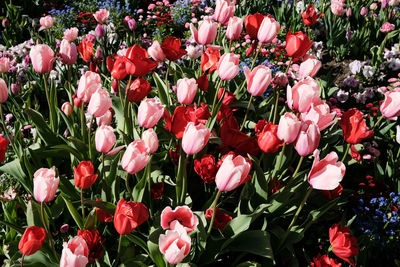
[380,91,400,119]
[0,57,10,73]
[197,73,209,92]
[0,137,9,163]
[217,53,240,81]
[59,39,78,65]
[114,199,149,235]
[110,56,129,80]
[201,47,220,73]
[176,78,198,105]
[29,44,54,74]
[142,128,158,153]
[161,206,199,233]
[87,88,112,118]
[226,16,243,40]
[301,5,324,26]
[194,154,218,183]
[329,223,359,267]
[159,221,191,265]
[301,102,336,131]
[285,30,313,58]
[215,154,251,191]
[277,112,302,143]
[77,38,93,62]
[190,19,218,45]
[256,121,283,153]
[331,0,346,16]
[95,125,116,153]
[257,16,280,43]
[96,110,112,126]
[19,226,46,256]
[74,161,98,190]
[294,121,321,156]
[77,229,105,264]
[137,97,164,128]
[186,45,202,59]
[244,13,265,39]
[287,77,321,113]
[125,45,157,77]
[181,122,210,155]
[308,150,345,190]
[310,254,341,266]
[298,55,321,79]
[396,125,400,144]
[338,108,373,144]
[121,140,151,174]
[0,78,8,103]
[61,102,73,116]
[60,236,89,267]
[244,65,272,96]
[33,168,59,203]
[93,9,109,24]
[39,15,54,31]
[161,37,187,61]
[213,0,236,24]
[148,41,166,62]
[63,27,79,42]
[76,71,102,103]
[126,78,152,103]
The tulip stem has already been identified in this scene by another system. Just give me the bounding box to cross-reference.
[250,44,260,71]
[118,234,123,255]
[80,189,85,221]
[279,187,313,249]
[272,87,280,124]
[372,115,385,130]
[124,75,133,137]
[239,95,253,131]
[88,116,94,161]
[0,104,20,160]
[207,190,222,235]
[285,156,304,189]
[272,142,286,180]
[42,74,54,131]
[40,202,58,260]
[341,143,351,163]
[67,65,73,103]
[210,79,223,117]
[20,254,24,267]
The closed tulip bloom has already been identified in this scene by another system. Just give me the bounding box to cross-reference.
[39,15,54,31]
[380,91,400,119]
[29,44,54,74]
[257,16,280,43]
[19,226,46,256]
[60,236,89,267]
[302,5,324,26]
[339,108,374,144]
[217,53,240,81]
[308,150,345,190]
[285,30,313,58]
[111,56,129,80]
[215,154,251,191]
[74,161,98,190]
[114,199,149,235]
[213,0,236,24]
[182,122,210,155]
[298,55,321,79]
[301,103,336,131]
[159,221,191,265]
[121,140,151,174]
[137,98,164,128]
[95,125,116,153]
[176,78,198,105]
[93,9,109,24]
[60,39,78,65]
[0,57,10,73]
[142,128,158,153]
[244,65,272,96]
[329,223,359,267]
[0,78,8,103]
[33,168,59,203]
[331,0,346,16]
[77,71,102,103]
[226,16,243,40]
[256,121,283,153]
[96,110,112,126]
[63,27,79,42]
[294,121,321,156]
[148,41,166,62]
[61,102,73,116]
[277,112,302,143]
[190,19,218,45]
[287,77,321,113]
[88,88,112,117]
[161,206,199,233]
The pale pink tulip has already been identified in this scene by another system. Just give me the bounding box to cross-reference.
[121,140,151,174]
[294,121,321,156]
[60,39,77,65]
[287,77,321,113]
[0,57,10,73]
[0,78,8,103]
[301,102,336,130]
[161,206,199,233]
[159,221,191,265]
[226,16,243,40]
[76,71,102,103]
[137,98,164,128]
[33,168,59,203]
[244,65,272,96]
[87,88,112,117]
[396,125,400,144]
[39,15,54,31]
[142,128,158,153]
[217,53,240,81]
[95,125,116,153]
[63,27,79,42]
[61,102,73,116]
[148,41,166,62]
[29,44,54,74]
[93,9,109,24]
[60,236,89,267]
[380,91,400,119]
[96,110,112,126]
[190,19,218,45]
[277,112,302,143]
[215,154,251,191]
[182,122,210,155]
[176,78,198,105]
[298,55,321,79]
[257,16,280,43]
[213,0,236,24]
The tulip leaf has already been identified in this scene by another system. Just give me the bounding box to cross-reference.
[125,233,150,254]
[0,158,32,195]
[26,200,45,228]
[0,220,24,234]
[84,199,116,214]
[24,108,60,145]
[148,227,167,267]
[58,176,80,200]
[18,250,58,267]
[152,72,169,107]
[248,154,269,201]
[84,208,97,230]
[62,195,84,229]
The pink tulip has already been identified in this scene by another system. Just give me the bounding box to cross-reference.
[87,88,112,117]
[96,110,112,126]
[277,112,302,143]
[190,19,218,45]
[176,78,198,105]
[213,0,236,24]
[63,27,79,42]
[181,122,210,155]
[33,168,59,203]
[39,15,54,31]
[287,77,321,113]
[380,91,400,119]
[95,125,116,153]
[244,65,272,96]
[396,125,400,144]
[137,97,164,128]
[93,9,110,24]
[29,44,54,74]
[294,121,321,156]
[121,140,151,174]
[142,128,158,153]
[76,71,102,103]
[159,221,191,265]
[60,236,89,267]
[360,7,368,16]
[308,150,345,190]
[0,78,8,103]
[0,57,10,73]
[257,16,280,43]
[161,206,199,233]
[215,154,251,191]
[331,0,346,16]
[61,102,73,116]
[148,41,166,62]
[217,53,240,81]
[59,39,77,65]
[226,16,243,40]
[301,102,336,131]
[298,55,321,79]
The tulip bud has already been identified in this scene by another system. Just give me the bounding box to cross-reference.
[95,24,106,38]
[33,168,59,203]
[137,98,164,128]
[95,125,116,153]
[61,102,73,116]
[29,44,55,74]
[148,41,166,62]
[0,78,8,103]
[294,121,321,156]
[217,53,240,81]
[142,128,159,153]
[88,88,112,118]
[257,16,280,43]
[181,122,210,155]
[176,78,198,105]
[244,65,272,96]
[277,112,302,143]
[226,16,243,40]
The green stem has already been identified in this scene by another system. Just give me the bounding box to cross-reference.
[124,75,133,136]
[207,190,222,235]
[118,234,123,254]
[272,87,280,124]
[42,74,54,131]
[80,105,85,141]
[180,156,189,205]
[20,254,24,267]
[272,142,286,180]
[41,202,58,260]
[341,143,351,163]
[372,115,385,130]
[239,95,253,131]
[285,156,304,189]
[81,189,85,221]
[0,104,20,160]
[67,65,73,103]
[125,172,132,199]
[88,116,94,161]
[210,79,223,116]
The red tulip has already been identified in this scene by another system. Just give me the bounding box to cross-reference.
[111,56,129,80]
[201,47,220,73]
[95,199,113,223]
[329,223,359,267]
[151,182,164,199]
[170,104,210,139]
[0,136,9,162]
[125,45,157,77]
[114,199,149,235]
[19,226,46,255]
[74,161,98,190]
[77,229,105,264]
[161,37,187,61]
[126,78,152,103]
[338,108,374,144]
[285,30,313,58]
[255,120,283,153]
[244,13,265,39]
[205,207,232,230]
[194,154,218,183]
[310,254,342,267]
[301,5,324,26]
[77,38,94,62]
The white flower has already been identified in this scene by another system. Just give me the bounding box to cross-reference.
[296,1,305,13]
[362,65,375,78]
[349,60,362,74]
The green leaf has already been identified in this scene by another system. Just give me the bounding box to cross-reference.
[153,72,169,107]
[24,108,60,145]
[0,220,24,234]
[248,154,269,201]
[0,159,32,195]
[49,144,84,161]
[84,199,116,214]
[15,250,58,267]
[62,195,84,229]
[148,227,167,267]
[26,200,44,228]
[125,233,150,254]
